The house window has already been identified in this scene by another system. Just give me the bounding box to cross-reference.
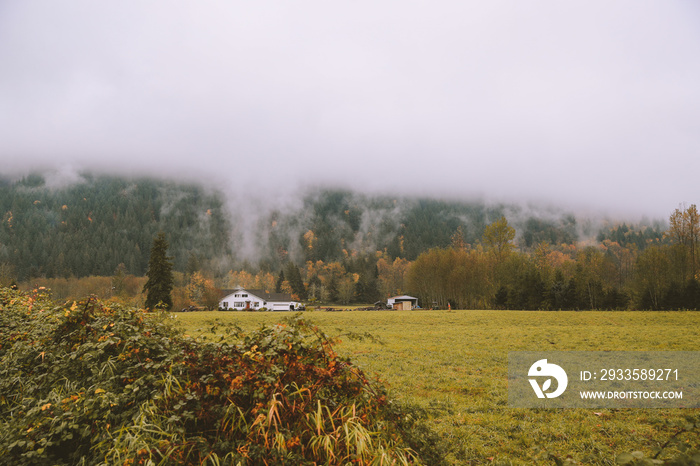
[222,302,228,308]
[254,302,259,308]
[234,302,244,307]
[242,294,248,297]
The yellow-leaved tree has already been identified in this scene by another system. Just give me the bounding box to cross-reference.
[482,216,515,264]
[667,204,700,282]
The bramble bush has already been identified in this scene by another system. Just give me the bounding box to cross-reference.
[0,287,443,465]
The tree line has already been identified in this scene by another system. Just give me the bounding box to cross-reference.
[407,206,699,310]
[75,205,696,312]
[223,205,698,311]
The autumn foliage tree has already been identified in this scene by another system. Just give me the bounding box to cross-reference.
[377,255,411,298]
[667,204,700,282]
[633,245,672,310]
[186,271,221,310]
[482,216,515,263]
[406,247,493,309]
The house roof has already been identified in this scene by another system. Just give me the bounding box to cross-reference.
[388,295,418,301]
[220,288,294,302]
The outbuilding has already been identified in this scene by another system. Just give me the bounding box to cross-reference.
[386,295,418,310]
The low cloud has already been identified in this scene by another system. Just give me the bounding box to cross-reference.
[1,2,698,220]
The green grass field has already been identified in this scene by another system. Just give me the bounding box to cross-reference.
[173,309,700,465]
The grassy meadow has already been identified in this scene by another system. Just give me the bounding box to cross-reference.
[173,309,700,465]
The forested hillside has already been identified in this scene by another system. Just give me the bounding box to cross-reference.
[4,171,686,311]
[0,173,232,280]
[0,174,597,282]
[255,189,589,268]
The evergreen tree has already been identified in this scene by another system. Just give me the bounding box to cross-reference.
[143,232,174,310]
[112,263,128,297]
[683,279,700,310]
[354,264,380,303]
[284,261,307,300]
[326,274,339,303]
[494,286,509,310]
[185,252,200,277]
[275,269,285,293]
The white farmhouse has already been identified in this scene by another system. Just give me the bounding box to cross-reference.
[219,288,303,311]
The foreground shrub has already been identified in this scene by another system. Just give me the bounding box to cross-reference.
[0,288,438,465]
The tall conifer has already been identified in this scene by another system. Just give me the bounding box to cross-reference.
[143,232,174,310]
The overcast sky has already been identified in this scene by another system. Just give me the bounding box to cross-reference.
[1,1,699,218]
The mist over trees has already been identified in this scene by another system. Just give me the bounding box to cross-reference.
[3,171,697,310]
[0,173,232,280]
